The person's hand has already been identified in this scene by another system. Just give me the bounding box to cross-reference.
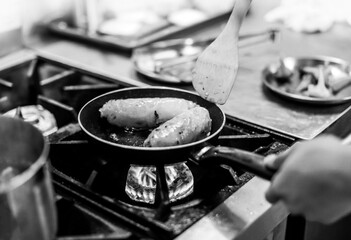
[264,135,351,224]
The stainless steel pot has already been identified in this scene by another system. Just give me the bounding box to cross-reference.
[0,116,56,240]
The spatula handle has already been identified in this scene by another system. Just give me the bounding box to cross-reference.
[192,0,253,104]
[224,0,252,36]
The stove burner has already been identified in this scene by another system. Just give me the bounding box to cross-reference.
[125,163,194,204]
[4,105,58,136]
[0,55,297,239]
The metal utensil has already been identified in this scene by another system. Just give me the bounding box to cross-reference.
[192,0,252,104]
[273,57,293,81]
[0,116,56,240]
[272,31,293,80]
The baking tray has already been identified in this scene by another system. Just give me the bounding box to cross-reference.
[262,56,351,105]
[47,11,231,51]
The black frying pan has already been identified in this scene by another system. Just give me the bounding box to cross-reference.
[78,86,275,180]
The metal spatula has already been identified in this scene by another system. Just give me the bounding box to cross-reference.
[192,0,252,104]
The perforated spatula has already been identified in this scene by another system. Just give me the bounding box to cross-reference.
[192,0,252,104]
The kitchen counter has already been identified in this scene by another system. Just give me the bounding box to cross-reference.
[15,0,351,239]
[29,0,351,141]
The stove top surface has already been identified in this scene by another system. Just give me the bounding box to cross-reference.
[0,54,295,240]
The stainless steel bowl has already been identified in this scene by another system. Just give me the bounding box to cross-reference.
[262,56,351,105]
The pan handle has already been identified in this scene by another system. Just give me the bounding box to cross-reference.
[193,146,276,180]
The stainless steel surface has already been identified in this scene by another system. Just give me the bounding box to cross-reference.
[0,116,56,240]
[0,28,23,58]
[175,177,288,240]
[32,35,351,141]
[0,2,23,57]
[20,0,351,141]
[29,1,351,140]
[0,48,36,70]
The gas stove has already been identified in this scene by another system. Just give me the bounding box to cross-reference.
[0,54,296,240]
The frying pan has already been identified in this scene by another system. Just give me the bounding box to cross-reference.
[78,86,275,180]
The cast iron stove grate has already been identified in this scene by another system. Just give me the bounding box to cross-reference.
[0,56,295,240]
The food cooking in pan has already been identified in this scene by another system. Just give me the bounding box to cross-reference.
[144,106,212,147]
[99,97,212,147]
[269,63,351,98]
[99,97,197,129]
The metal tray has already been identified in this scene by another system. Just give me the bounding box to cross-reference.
[47,10,230,51]
[262,56,351,105]
[132,29,278,84]
[132,38,208,84]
